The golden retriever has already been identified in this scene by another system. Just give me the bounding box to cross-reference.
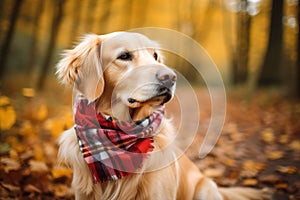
[56,32,272,200]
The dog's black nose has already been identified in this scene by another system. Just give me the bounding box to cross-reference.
[156,69,177,88]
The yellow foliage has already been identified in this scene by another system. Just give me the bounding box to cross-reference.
[22,88,36,98]
[242,178,258,186]
[35,104,48,121]
[20,121,35,136]
[51,167,73,179]
[289,140,300,151]
[276,165,298,174]
[0,96,16,130]
[0,96,10,106]
[44,119,65,138]
[266,150,284,160]
[260,128,275,144]
[243,160,266,171]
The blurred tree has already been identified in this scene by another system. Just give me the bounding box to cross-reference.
[26,0,44,82]
[258,0,284,86]
[233,0,251,84]
[37,0,66,90]
[84,0,97,32]
[297,3,300,98]
[97,0,113,34]
[69,0,83,43]
[0,0,24,79]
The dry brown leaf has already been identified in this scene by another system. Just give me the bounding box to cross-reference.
[242,178,258,186]
[35,104,48,121]
[275,183,289,190]
[1,183,21,193]
[0,96,10,106]
[260,128,275,144]
[203,168,224,178]
[23,184,42,194]
[22,88,36,98]
[29,160,49,173]
[276,165,298,174]
[259,174,284,184]
[243,160,266,171]
[44,119,65,138]
[289,140,300,151]
[51,167,73,180]
[278,134,289,144]
[266,150,284,160]
[240,169,259,178]
[53,184,74,197]
[0,157,21,173]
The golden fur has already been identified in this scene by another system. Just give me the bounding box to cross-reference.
[57,32,272,200]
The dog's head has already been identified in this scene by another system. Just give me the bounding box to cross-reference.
[56,32,176,121]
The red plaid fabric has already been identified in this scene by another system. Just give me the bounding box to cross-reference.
[74,96,165,183]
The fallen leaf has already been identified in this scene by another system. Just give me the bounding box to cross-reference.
[259,174,284,184]
[242,178,258,186]
[276,165,298,174]
[243,160,266,171]
[44,119,65,138]
[22,88,36,98]
[35,104,48,121]
[266,150,284,160]
[23,184,41,194]
[278,134,289,144]
[240,169,259,178]
[51,167,73,180]
[0,96,10,106]
[29,160,49,173]
[53,184,74,197]
[0,157,21,173]
[289,140,300,151]
[275,183,289,190]
[260,128,275,144]
[1,183,21,194]
[203,168,224,178]
[0,105,16,130]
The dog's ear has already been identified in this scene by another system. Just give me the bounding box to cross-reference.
[56,34,104,101]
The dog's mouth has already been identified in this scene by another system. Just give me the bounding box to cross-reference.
[127,86,173,107]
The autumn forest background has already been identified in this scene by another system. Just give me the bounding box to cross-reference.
[0,0,300,199]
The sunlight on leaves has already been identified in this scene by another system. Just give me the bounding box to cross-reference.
[260,128,275,144]
[289,140,300,151]
[243,160,266,171]
[35,104,48,121]
[0,96,16,130]
[22,88,36,98]
[276,165,298,174]
[266,150,284,160]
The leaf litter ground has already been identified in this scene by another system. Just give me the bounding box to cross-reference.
[0,86,299,200]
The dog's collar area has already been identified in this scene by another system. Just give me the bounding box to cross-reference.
[73,95,165,183]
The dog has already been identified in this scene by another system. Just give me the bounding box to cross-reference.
[56,32,272,200]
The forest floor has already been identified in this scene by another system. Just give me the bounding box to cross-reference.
[0,80,300,200]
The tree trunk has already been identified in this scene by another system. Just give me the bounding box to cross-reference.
[258,0,284,86]
[297,3,300,98]
[26,0,44,81]
[233,0,251,84]
[37,0,65,90]
[0,0,23,78]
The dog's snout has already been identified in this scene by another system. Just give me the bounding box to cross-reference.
[156,69,177,88]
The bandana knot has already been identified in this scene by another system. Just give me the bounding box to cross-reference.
[74,96,165,183]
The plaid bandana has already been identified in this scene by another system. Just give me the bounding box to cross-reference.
[74,96,165,183]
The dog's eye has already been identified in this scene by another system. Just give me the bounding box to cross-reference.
[117,52,133,61]
[153,52,158,60]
